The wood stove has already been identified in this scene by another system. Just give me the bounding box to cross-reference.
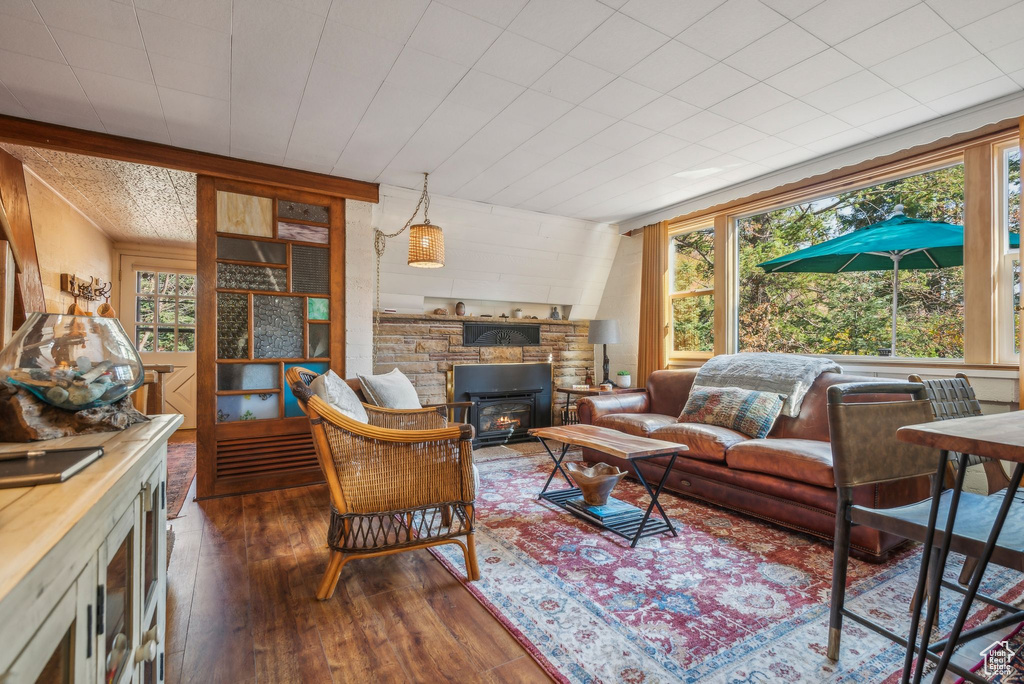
[449,363,552,447]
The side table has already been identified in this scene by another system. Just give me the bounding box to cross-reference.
[555,386,644,425]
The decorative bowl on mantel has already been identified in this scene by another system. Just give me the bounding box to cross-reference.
[0,313,144,411]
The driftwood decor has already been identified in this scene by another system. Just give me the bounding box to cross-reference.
[0,385,148,442]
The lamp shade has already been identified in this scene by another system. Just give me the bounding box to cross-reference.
[588,319,620,344]
[408,223,445,268]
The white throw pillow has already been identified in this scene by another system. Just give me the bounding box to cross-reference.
[309,370,368,423]
[357,368,422,409]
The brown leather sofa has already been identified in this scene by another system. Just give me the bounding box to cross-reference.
[577,369,931,561]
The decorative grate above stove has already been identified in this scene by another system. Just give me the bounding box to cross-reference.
[463,322,541,347]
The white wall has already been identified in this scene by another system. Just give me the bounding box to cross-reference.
[374,185,620,320]
[593,231,643,380]
[345,200,375,376]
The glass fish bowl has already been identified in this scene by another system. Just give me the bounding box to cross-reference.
[0,313,144,411]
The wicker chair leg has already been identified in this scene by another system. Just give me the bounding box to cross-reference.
[441,505,452,527]
[464,532,480,581]
[317,550,346,600]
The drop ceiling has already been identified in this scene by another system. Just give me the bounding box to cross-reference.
[1,143,196,245]
[0,0,1021,224]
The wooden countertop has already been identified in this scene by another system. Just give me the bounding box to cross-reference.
[897,411,1024,463]
[0,414,182,605]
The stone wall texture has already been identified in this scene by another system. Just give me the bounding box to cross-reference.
[373,313,593,410]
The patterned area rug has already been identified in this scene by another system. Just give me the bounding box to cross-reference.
[166,440,196,520]
[433,448,1024,683]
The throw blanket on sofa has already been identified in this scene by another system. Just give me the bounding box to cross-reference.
[693,353,841,418]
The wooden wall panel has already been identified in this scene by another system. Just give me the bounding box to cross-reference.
[963,143,996,365]
[0,148,44,323]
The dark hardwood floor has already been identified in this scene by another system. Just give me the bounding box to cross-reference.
[166,477,550,683]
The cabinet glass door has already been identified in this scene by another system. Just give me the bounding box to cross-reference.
[35,625,73,683]
[99,504,138,684]
[141,465,164,614]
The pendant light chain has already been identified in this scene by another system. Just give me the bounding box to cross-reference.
[373,173,431,368]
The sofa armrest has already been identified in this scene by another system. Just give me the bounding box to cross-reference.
[577,393,651,424]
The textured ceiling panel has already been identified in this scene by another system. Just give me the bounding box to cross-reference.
[0,0,1021,223]
[0,144,196,245]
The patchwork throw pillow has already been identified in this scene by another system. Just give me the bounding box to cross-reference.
[357,368,422,410]
[677,386,784,439]
[309,370,369,423]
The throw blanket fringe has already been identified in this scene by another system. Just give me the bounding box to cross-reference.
[694,353,841,418]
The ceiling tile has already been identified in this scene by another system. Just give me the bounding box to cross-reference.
[384,47,468,101]
[834,5,950,68]
[0,13,64,62]
[709,83,792,121]
[503,88,575,128]
[137,9,231,69]
[619,0,726,36]
[625,95,700,131]
[623,40,717,93]
[870,33,981,87]
[0,82,28,118]
[51,29,153,83]
[0,0,42,22]
[132,0,232,32]
[474,32,563,87]
[581,77,660,118]
[315,17,403,81]
[859,104,936,136]
[588,120,655,152]
[0,48,95,117]
[532,56,616,104]
[664,110,734,141]
[570,12,669,74]
[758,0,826,19]
[746,99,823,134]
[446,70,525,117]
[793,0,918,44]
[988,38,1024,75]
[802,70,891,112]
[507,0,614,52]
[831,88,918,127]
[75,69,168,141]
[149,52,229,99]
[522,107,617,151]
[927,75,1019,114]
[775,114,850,145]
[804,127,872,154]
[625,132,689,161]
[32,0,145,48]
[435,0,531,27]
[670,62,756,108]
[406,2,503,67]
[925,0,1018,29]
[959,2,1024,53]
[677,0,787,60]
[158,87,230,153]
[724,21,827,80]
[328,0,430,42]
[765,48,861,98]
[902,55,1005,103]
[701,124,766,152]
[386,101,495,174]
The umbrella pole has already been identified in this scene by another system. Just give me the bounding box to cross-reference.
[891,256,901,356]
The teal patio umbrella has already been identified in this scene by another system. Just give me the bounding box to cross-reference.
[757,206,1019,356]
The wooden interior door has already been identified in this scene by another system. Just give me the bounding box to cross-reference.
[119,254,198,428]
[196,176,345,498]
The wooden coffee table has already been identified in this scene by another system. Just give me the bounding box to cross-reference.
[528,424,688,547]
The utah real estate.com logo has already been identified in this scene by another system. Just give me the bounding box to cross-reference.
[981,639,1019,677]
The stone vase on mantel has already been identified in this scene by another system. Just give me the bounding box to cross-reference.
[455,301,466,316]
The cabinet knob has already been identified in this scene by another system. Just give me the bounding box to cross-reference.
[143,625,159,643]
[135,640,158,664]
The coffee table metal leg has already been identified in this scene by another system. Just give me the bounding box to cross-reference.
[629,453,679,548]
[537,438,572,497]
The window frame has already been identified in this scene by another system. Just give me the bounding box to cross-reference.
[668,223,715,360]
[132,268,197,354]
[996,141,1020,364]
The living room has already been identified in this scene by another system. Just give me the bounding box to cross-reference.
[0,1,1023,682]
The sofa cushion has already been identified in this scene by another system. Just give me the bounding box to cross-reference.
[678,386,784,439]
[725,438,835,488]
[649,423,748,463]
[594,413,677,437]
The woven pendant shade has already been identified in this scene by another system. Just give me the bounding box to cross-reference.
[408,223,445,268]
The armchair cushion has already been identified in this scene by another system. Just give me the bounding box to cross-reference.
[357,368,421,409]
[310,370,368,423]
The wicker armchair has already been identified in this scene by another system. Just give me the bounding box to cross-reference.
[286,367,479,600]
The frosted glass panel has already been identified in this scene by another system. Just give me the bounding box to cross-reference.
[308,324,329,358]
[217,191,272,236]
[253,295,303,359]
[291,245,329,294]
[307,298,329,320]
[217,293,249,359]
[217,237,286,264]
[217,263,287,291]
[217,393,279,422]
[279,221,328,244]
[217,363,280,391]
[278,200,329,224]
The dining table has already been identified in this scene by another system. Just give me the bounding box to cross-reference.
[896,411,1024,683]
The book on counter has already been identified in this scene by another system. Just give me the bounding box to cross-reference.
[0,446,105,489]
[565,496,636,522]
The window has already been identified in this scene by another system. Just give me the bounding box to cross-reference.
[133,269,196,352]
[998,144,1020,360]
[737,164,965,358]
[670,227,714,353]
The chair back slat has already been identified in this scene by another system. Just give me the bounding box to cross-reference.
[909,373,986,468]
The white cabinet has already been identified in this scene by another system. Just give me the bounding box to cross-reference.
[0,415,182,684]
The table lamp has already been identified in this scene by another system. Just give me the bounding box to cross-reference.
[588,319,620,386]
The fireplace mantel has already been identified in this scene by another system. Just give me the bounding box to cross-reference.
[376,311,576,325]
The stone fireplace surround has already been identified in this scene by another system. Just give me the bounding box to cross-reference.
[373,313,593,413]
